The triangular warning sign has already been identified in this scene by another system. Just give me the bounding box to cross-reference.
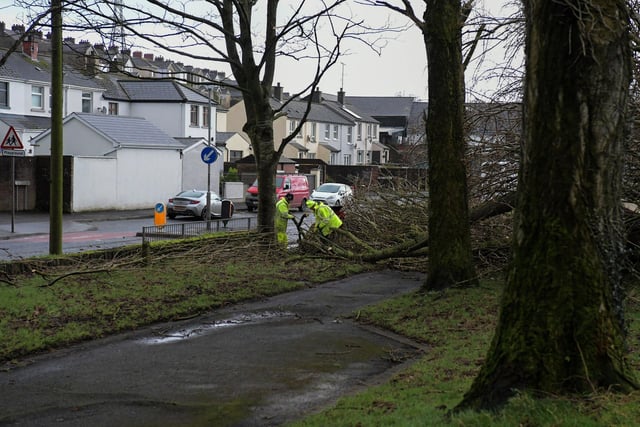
[1,126,24,150]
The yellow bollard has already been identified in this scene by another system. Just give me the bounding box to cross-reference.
[154,202,166,228]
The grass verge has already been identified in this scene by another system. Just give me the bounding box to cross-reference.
[292,276,640,426]
[0,232,373,364]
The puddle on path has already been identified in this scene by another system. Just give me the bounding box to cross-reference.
[138,310,298,345]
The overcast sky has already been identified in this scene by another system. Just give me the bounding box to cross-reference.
[2,0,514,100]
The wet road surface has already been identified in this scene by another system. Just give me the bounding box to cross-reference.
[0,270,426,426]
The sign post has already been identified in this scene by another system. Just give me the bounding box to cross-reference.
[1,126,25,233]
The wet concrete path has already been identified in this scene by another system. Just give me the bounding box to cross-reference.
[0,270,426,426]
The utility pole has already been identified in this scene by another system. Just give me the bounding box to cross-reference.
[49,0,63,254]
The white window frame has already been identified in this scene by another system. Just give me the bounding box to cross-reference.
[0,81,7,107]
[82,92,92,113]
[31,85,44,109]
[190,105,199,126]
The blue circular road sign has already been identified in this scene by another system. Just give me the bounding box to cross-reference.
[201,146,218,164]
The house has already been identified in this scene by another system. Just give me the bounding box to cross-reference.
[216,131,251,163]
[0,35,106,153]
[32,113,185,211]
[174,136,225,193]
[225,86,387,167]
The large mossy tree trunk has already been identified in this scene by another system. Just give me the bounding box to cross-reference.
[243,107,278,234]
[458,0,636,410]
[423,0,477,290]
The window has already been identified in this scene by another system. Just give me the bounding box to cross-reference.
[367,123,373,139]
[229,150,243,162]
[357,123,362,141]
[373,124,378,140]
[310,123,317,139]
[343,154,352,165]
[357,150,364,164]
[82,92,92,113]
[346,127,353,144]
[324,124,330,139]
[190,105,199,126]
[31,85,44,109]
[307,153,316,159]
[108,102,119,115]
[203,106,210,128]
[0,82,8,107]
[330,152,339,165]
[333,125,339,139]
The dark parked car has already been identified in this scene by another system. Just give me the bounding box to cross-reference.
[167,190,234,220]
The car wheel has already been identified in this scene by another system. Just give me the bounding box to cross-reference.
[168,213,176,219]
[200,207,209,220]
[299,199,306,212]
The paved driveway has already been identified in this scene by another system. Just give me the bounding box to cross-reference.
[1,270,425,426]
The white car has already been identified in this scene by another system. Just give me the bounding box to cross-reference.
[310,183,353,208]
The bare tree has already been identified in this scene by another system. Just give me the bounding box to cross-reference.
[363,0,478,290]
[14,0,383,236]
[458,0,637,410]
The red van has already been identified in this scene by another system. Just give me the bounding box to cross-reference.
[245,174,310,212]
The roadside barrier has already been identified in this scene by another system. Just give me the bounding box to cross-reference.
[139,217,256,244]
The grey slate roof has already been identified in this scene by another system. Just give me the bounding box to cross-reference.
[65,113,183,149]
[216,131,239,143]
[116,80,210,103]
[274,99,353,125]
[0,48,102,89]
[323,100,379,124]
[345,96,415,118]
[0,113,50,131]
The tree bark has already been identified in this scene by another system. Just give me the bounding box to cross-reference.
[458,0,637,410]
[423,0,477,290]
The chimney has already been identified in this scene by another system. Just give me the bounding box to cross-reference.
[11,24,25,34]
[312,87,321,103]
[143,53,154,60]
[22,34,38,60]
[273,82,283,101]
[63,36,76,45]
[0,22,5,35]
[133,51,143,58]
[338,88,345,105]
[217,71,226,80]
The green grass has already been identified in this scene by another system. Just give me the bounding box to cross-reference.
[0,233,373,363]
[2,233,640,425]
[292,277,640,426]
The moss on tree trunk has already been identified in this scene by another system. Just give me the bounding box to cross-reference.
[458,0,637,411]
[423,0,477,291]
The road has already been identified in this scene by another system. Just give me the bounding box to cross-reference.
[0,210,310,260]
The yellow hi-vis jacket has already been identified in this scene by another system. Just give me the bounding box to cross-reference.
[312,202,342,236]
[275,197,294,233]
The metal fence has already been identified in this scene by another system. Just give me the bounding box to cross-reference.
[140,217,257,244]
